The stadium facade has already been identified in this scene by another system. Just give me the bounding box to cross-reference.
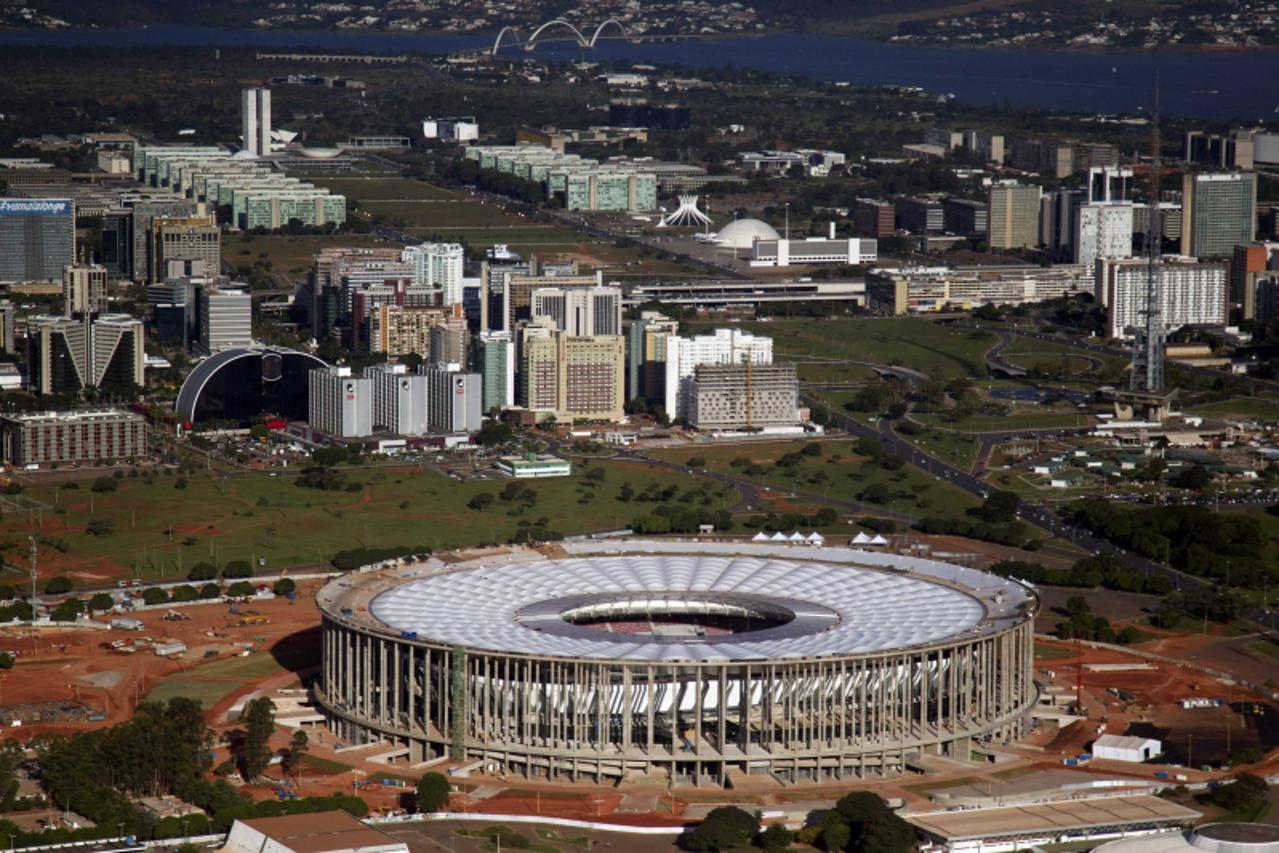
[316,540,1038,785]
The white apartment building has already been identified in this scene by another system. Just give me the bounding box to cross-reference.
[1096,258,1228,339]
[530,284,623,337]
[402,242,465,306]
[662,328,773,419]
[309,365,372,438]
[366,362,428,435]
[1074,204,1133,268]
[423,364,483,434]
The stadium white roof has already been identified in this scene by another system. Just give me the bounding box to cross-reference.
[365,542,1029,662]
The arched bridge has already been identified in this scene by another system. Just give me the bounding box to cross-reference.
[491,19,633,54]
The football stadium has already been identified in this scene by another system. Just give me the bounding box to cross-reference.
[315,540,1038,785]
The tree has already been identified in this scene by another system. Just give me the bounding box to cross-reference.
[188,562,218,582]
[91,476,118,493]
[822,821,850,852]
[239,698,276,780]
[227,581,255,597]
[44,576,73,595]
[682,806,759,852]
[976,489,1020,523]
[143,587,170,606]
[281,730,308,780]
[222,560,253,579]
[833,791,916,853]
[0,653,12,671]
[476,420,514,446]
[467,492,495,510]
[89,592,115,612]
[757,823,794,852]
[311,446,347,467]
[1171,464,1213,491]
[86,518,115,537]
[274,577,295,596]
[415,771,451,813]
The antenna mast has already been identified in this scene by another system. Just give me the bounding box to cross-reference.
[1130,70,1164,392]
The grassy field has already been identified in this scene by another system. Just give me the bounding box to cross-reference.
[311,177,462,201]
[222,234,400,280]
[914,410,1092,432]
[895,424,982,472]
[648,439,980,522]
[697,318,997,380]
[1187,397,1279,421]
[11,461,731,584]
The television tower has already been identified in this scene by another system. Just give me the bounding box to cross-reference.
[1130,71,1164,392]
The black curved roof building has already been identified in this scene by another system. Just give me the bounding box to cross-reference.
[175,346,328,424]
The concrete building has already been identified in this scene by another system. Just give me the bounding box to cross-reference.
[474,331,515,413]
[366,362,428,435]
[0,408,147,467]
[897,197,944,234]
[0,301,14,354]
[421,116,479,142]
[152,217,219,283]
[943,198,988,238]
[0,198,74,284]
[195,283,253,355]
[867,264,1093,315]
[428,318,469,367]
[750,236,877,267]
[309,365,373,438]
[402,242,464,306]
[1097,258,1228,339]
[26,313,144,395]
[1073,166,1135,269]
[1185,129,1256,170]
[852,198,895,238]
[1234,242,1279,318]
[223,812,408,853]
[423,364,482,434]
[530,284,623,336]
[661,328,773,420]
[988,184,1043,250]
[686,362,799,432]
[495,454,571,478]
[464,145,657,212]
[501,272,601,332]
[625,310,681,405]
[62,263,109,315]
[241,88,272,157]
[1008,138,1074,178]
[518,320,625,423]
[1181,172,1257,258]
[366,304,458,357]
[1092,733,1162,762]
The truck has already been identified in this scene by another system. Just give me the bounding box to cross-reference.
[110,617,144,631]
[154,641,187,658]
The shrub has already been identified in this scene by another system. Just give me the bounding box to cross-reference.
[274,578,296,596]
[91,476,118,493]
[44,576,73,595]
[222,560,253,579]
[143,587,170,606]
[226,581,255,597]
[88,592,115,612]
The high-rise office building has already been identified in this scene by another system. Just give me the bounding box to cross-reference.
[1073,167,1134,269]
[501,272,600,332]
[518,320,624,423]
[942,198,988,238]
[367,304,459,356]
[661,328,773,419]
[63,264,109,315]
[152,217,219,283]
[241,88,272,157]
[26,313,144,395]
[1233,243,1279,319]
[195,283,253,355]
[308,365,372,438]
[0,198,74,284]
[625,310,681,403]
[1181,172,1257,259]
[896,198,944,234]
[530,284,623,337]
[1007,138,1074,178]
[686,363,799,432]
[423,364,483,434]
[402,243,465,306]
[366,362,429,435]
[988,184,1043,250]
[474,331,515,413]
[1096,258,1228,339]
[0,301,14,354]
[429,318,469,368]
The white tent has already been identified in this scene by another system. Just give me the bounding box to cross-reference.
[788,532,807,543]
[806,532,825,545]
[852,532,872,545]
[751,531,771,542]
[869,534,889,546]
[770,532,789,542]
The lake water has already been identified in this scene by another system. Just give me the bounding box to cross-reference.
[3,26,1278,120]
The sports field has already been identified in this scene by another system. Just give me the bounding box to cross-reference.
[13,460,733,584]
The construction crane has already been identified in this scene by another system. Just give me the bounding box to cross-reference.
[1130,70,1165,393]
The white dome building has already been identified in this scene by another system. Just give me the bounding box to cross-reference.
[713,217,780,250]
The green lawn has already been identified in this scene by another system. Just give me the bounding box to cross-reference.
[1187,397,1279,421]
[895,424,982,472]
[311,177,463,201]
[222,234,401,280]
[1034,642,1077,660]
[699,318,996,380]
[145,678,238,708]
[1251,639,1279,661]
[16,460,731,584]
[914,410,1092,432]
[649,439,980,522]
